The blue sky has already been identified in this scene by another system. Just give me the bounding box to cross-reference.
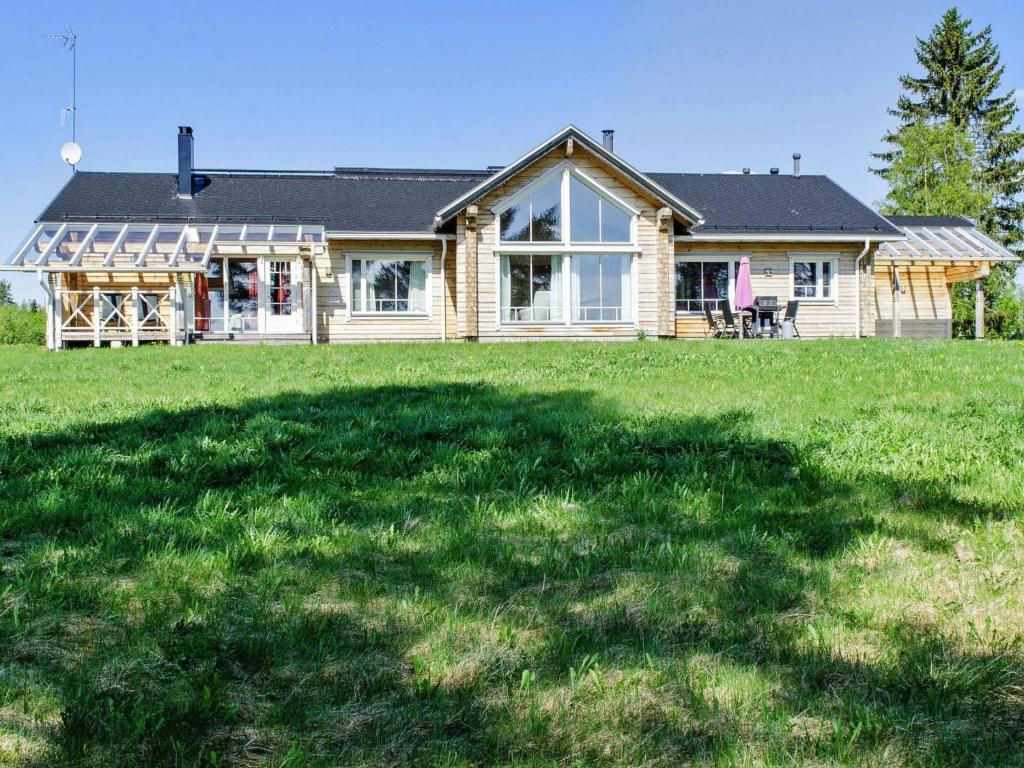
[2,0,1021,301]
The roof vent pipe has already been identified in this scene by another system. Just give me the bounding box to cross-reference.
[769,167,779,175]
[742,168,751,175]
[601,129,614,152]
[177,126,194,198]
[792,153,801,176]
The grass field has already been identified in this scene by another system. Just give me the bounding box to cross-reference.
[1,340,1023,767]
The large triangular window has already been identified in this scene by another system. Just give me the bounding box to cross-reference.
[499,176,561,243]
[569,176,632,244]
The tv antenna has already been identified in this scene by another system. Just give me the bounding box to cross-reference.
[43,27,80,171]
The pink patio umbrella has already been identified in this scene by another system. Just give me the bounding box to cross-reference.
[734,256,754,338]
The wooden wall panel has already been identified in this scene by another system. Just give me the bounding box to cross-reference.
[471,144,667,341]
[314,240,447,342]
[673,242,865,339]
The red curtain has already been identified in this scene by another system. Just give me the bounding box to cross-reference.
[195,273,210,332]
[248,268,259,299]
[276,268,287,305]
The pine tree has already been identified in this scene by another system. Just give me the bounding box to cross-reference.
[873,7,1024,251]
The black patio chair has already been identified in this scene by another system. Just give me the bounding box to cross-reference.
[719,298,750,338]
[783,299,801,338]
[703,303,726,338]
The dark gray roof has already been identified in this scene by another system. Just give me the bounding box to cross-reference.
[38,169,492,233]
[883,215,974,227]
[39,165,902,238]
[648,173,903,237]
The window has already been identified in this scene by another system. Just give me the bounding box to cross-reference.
[268,261,293,316]
[499,177,561,243]
[675,259,732,312]
[136,292,161,327]
[351,257,428,314]
[100,293,126,327]
[790,256,836,300]
[500,254,562,322]
[228,260,259,332]
[572,254,632,322]
[569,176,631,243]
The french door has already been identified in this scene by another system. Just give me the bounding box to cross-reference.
[260,258,301,333]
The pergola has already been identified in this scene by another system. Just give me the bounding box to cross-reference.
[2,221,326,348]
[877,221,1019,339]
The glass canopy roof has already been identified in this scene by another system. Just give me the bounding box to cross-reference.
[878,224,1018,263]
[3,223,325,271]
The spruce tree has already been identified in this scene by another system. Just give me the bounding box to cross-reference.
[873,7,1023,251]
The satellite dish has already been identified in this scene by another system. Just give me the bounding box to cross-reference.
[60,141,82,167]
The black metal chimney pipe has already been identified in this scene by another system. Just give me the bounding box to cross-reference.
[601,129,614,152]
[177,126,194,198]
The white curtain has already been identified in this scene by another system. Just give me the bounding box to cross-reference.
[549,256,563,321]
[500,256,511,321]
[620,255,632,322]
[409,260,427,312]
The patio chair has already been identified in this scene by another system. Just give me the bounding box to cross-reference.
[719,299,749,338]
[782,300,801,338]
[703,303,726,338]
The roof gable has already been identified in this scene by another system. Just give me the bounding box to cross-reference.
[433,125,704,227]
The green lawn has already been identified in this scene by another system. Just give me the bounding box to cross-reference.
[1,340,1023,767]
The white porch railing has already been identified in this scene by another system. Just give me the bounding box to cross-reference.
[58,288,175,346]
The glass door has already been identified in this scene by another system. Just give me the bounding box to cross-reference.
[262,259,301,333]
[228,259,259,333]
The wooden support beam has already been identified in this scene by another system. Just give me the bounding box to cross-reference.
[131,287,140,347]
[93,287,101,347]
[169,284,178,345]
[976,277,985,340]
[892,266,901,339]
[54,283,62,350]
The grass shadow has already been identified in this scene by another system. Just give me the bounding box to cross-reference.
[0,383,1020,766]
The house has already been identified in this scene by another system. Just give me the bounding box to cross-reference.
[3,125,1016,349]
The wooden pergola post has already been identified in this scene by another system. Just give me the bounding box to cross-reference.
[131,287,140,347]
[975,277,985,339]
[891,266,901,339]
[92,286,101,347]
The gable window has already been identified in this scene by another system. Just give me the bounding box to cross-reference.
[790,256,836,301]
[351,256,429,314]
[569,177,632,243]
[500,254,562,322]
[572,254,632,322]
[499,177,561,242]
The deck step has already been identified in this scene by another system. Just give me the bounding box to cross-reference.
[192,333,311,345]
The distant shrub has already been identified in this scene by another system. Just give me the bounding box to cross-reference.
[0,305,46,345]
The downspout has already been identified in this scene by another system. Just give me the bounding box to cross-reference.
[854,238,871,338]
[440,237,447,342]
[311,246,319,345]
[36,268,54,350]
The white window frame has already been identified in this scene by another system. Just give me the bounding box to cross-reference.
[788,254,838,304]
[673,253,747,314]
[499,253,564,324]
[346,250,433,318]
[491,161,639,249]
[492,163,640,328]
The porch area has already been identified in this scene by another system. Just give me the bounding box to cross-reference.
[874,217,1019,339]
[3,221,327,348]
